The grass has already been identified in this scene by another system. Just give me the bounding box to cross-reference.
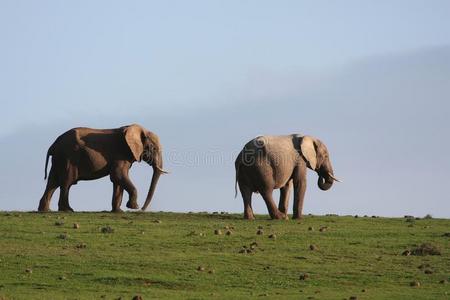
[0,212,448,299]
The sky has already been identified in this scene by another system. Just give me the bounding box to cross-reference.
[1,1,449,217]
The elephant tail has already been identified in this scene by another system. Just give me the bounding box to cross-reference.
[44,143,55,180]
[234,157,241,198]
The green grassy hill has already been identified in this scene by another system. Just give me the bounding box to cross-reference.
[0,212,448,299]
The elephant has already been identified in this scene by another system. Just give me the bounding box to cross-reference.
[234,134,340,220]
[38,124,168,212]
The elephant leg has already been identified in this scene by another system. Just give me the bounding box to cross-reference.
[58,184,74,212]
[278,181,291,214]
[38,168,59,212]
[239,185,255,220]
[111,162,138,209]
[261,190,285,220]
[58,164,76,212]
[293,168,307,219]
[111,183,124,212]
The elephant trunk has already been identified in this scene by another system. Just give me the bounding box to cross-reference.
[141,168,161,211]
[317,175,333,191]
[141,152,165,211]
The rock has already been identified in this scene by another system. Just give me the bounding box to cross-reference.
[309,244,318,251]
[197,266,205,271]
[101,226,114,233]
[439,279,447,284]
[25,269,32,274]
[308,226,314,231]
[76,243,87,249]
[132,295,143,300]
[57,233,68,240]
[208,269,215,274]
[214,229,222,235]
[299,273,309,280]
[225,230,232,236]
[349,296,358,300]
[73,223,80,229]
[319,227,327,232]
[361,289,366,292]
[402,250,411,256]
[256,229,264,235]
[153,220,162,224]
[410,281,420,287]
[59,275,66,280]
[424,269,433,274]
[411,243,441,256]
[268,234,276,239]
[250,242,258,249]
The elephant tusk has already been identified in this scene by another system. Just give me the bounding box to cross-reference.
[328,172,341,182]
[155,166,170,174]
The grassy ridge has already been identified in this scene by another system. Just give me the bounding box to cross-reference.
[0,212,448,299]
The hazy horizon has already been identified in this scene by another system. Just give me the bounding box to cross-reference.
[1,1,449,217]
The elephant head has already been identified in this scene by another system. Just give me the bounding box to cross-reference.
[123,124,168,210]
[300,136,340,191]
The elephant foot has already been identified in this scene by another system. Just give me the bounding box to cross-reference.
[244,214,255,220]
[58,206,74,212]
[126,200,139,209]
[272,212,288,220]
[292,214,303,220]
[111,208,123,213]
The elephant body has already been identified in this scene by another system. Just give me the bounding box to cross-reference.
[235,134,338,220]
[38,124,166,212]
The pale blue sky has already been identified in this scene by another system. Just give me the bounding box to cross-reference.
[1,1,449,217]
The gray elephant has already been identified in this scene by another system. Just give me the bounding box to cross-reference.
[235,134,340,220]
[38,124,168,212]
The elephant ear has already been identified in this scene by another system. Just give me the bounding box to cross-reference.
[124,124,144,162]
[300,136,317,170]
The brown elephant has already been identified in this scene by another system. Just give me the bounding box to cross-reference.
[235,134,340,220]
[38,124,168,212]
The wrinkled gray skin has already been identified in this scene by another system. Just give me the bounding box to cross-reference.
[38,124,168,212]
[235,134,339,220]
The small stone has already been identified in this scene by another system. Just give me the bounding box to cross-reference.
[299,273,309,280]
[250,242,258,249]
[76,243,87,249]
[197,266,205,271]
[402,250,411,256]
[309,244,318,251]
[319,227,327,232]
[73,223,79,229]
[410,281,420,287]
[268,234,276,239]
[225,230,232,236]
[256,229,264,235]
[57,233,68,240]
[208,269,215,274]
[59,275,66,280]
[25,268,32,274]
[132,296,143,300]
[214,229,222,235]
[308,226,314,231]
[101,226,114,233]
